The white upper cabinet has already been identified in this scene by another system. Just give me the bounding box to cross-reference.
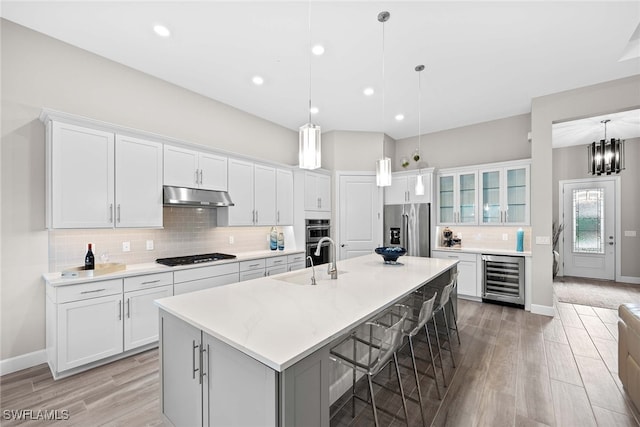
[479,163,530,225]
[276,169,294,225]
[304,172,331,212]
[437,171,478,225]
[115,135,163,228]
[384,170,433,205]
[219,159,281,226]
[49,122,115,228]
[164,145,227,191]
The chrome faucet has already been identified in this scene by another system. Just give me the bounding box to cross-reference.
[306,256,317,286]
[314,237,338,279]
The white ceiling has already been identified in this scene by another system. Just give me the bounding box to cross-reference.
[2,1,640,140]
[552,109,640,148]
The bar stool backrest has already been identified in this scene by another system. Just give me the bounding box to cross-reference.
[439,281,454,308]
[411,293,437,337]
[373,313,406,374]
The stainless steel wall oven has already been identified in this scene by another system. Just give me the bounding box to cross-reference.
[306,219,330,266]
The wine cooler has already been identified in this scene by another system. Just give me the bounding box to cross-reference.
[481,254,524,307]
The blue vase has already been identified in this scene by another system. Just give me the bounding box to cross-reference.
[270,227,277,250]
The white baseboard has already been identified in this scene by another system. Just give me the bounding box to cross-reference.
[531,304,555,317]
[618,276,640,285]
[0,349,47,376]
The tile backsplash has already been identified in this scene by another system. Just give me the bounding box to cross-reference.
[48,207,293,272]
[434,225,531,252]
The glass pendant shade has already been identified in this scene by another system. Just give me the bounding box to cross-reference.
[415,174,425,195]
[299,123,321,170]
[376,157,392,187]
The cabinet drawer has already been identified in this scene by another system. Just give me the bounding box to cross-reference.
[124,272,173,293]
[287,261,306,272]
[174,262,239,284]
[432,251,477,263]
[266,265,287,276]
[287,253,306,264]
[265,256,287,268]
[240,259,266,272]
[56,279,123,304]
[240,269,265,282]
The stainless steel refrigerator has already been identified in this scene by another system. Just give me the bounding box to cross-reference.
[383,203,430,257]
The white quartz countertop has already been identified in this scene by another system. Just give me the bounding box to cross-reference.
[155,254,457,372]
[43,249,304,286]
[433,246,532,257]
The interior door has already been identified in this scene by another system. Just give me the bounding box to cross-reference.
[562,179,615,280]
[338,175,381,260]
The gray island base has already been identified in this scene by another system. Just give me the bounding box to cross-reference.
[156,254,457,426]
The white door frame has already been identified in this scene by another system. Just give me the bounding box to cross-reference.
[334,171,383,261]
[558,176,621,280]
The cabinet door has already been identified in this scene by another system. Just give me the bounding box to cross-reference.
[199,152,227,191]
[164,145,199,189]
[408,173,432,204]
[160,311,203,427]
[115,135,163,228]
[317,174,331,212]
[57,293,123,371]
[384,175,408,205]
[203,333,277,427]
[240,269,266,282]
[504,165,529,225]
[124,284,173,351]
[266,265,287,277]
[437,174,455,224]
[480,169,502,224]
[51,122,115,228]
[457,260,478,297]
[458,172,477,224]
[227,159,255,225]
[276,169,294,225]
[304,173,318,211]
[288,261,306,272]
[254,164,277,225]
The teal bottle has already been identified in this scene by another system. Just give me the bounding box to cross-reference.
[270,227,278,250]
[277,232,285,251]
[516,228,524,252]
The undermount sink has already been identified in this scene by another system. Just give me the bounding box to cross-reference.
[276,269,348,285]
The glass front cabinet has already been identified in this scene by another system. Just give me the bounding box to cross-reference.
[480,164,530,225]
[437,171,478,225]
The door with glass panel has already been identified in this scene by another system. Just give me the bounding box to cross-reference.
[562,179,615,280]
[480,165,529,225]
[438,172,477,224]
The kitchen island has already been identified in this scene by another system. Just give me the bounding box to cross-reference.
[156,253,457,427]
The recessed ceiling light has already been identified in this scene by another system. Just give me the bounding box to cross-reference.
[363,87,374,96]
[310,106,319,114]
[312,44,325,56]
[153,24,171,38]
[395,114,405,121]
[252,76,264,86]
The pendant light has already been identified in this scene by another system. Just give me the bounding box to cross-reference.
[414,64,425,196]
[375,11,392,187]
[587,119,625,175]
[299,1,321,170]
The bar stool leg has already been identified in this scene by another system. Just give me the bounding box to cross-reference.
[424,327,442,400]
[441,306,456,368]
[393,353,410,427]
[367,375,380,427]
[429,317,448,387]
[449,300,461,345]
[408,336,427,426]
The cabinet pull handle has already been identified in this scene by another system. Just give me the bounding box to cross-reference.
[255,210,259,223]
[80,288,106,294]
[199,169,203,185]
[317,197,321,209]
[117,204,121,223]
[203,344,210,384]
[252,210,255,223]
[118,300,122,320]
[277,211,280,223]
[192,340,199,380]
[109,204,113,223]
[198,343,204,385]
[141,279,161,285]
[273,260,283,264]
[126,298,130,319]
[195,170,199,185]
[248,263,260,268]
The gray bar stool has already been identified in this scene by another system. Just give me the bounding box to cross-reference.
[329,310,410,427]
[429,273,460,386]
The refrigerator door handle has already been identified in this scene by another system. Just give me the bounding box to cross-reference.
[402,213,409,250]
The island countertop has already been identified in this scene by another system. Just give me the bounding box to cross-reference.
[155,254,457,372]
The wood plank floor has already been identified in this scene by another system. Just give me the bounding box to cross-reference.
[2,294,639,426]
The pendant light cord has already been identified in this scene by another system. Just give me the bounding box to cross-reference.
[418,67,421,156]
[308,0,312,124]
[382,16,386,158]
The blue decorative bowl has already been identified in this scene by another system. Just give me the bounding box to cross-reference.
[375,246,407,263]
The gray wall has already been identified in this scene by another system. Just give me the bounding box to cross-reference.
[1,19,297,361]
[322,130,390,172]
[394,113,531,170]
[553,138,640,278]
[531,75,640,309]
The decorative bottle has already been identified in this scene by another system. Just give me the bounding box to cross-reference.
[516,228,524,252]
[270,227,278,250]
[277,232,285,251]
[84,243,95,270]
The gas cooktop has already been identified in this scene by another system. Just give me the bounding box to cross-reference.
[156,253,236,267]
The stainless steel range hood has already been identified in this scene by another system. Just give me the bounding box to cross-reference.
[163,186,234,208]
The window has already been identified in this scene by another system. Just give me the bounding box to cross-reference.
[572,188,604,254]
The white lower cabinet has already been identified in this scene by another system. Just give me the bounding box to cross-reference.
[173,263,240,295]
[239,258,266,282]
[287,253,307,272]
[124,284,173,351]
[432,251,479,298]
